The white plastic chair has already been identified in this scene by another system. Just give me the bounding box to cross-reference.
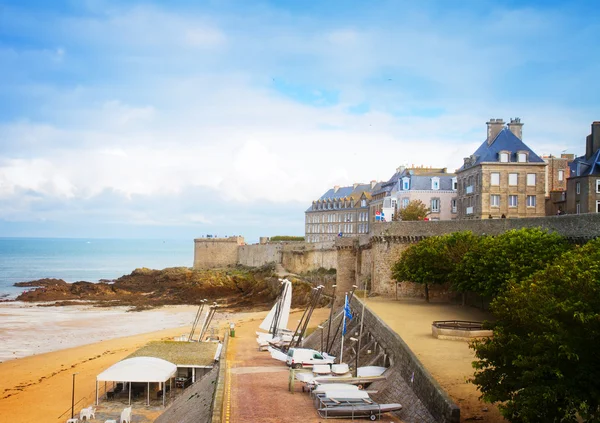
[120,406,132,423]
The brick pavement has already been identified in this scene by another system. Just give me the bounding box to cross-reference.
[225,309,404,423]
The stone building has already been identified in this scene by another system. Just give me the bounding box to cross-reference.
[456,118,546,219]
[305,182,380,243]
[370,166,457,221]
[542,153,574,215]
[566,121,600,215]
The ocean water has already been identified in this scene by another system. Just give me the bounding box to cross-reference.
[0,238,194,298]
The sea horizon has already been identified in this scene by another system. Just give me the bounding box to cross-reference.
[0,237,195,299]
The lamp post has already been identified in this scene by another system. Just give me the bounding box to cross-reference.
[71,372,79,418]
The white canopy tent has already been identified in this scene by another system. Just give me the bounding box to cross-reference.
[96,356,177,407]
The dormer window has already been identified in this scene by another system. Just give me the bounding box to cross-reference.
[452,177,457,190]
[499,152,509,163]
[431,177,440,190]
[517,152,528,163]
[361,199,366,207]
[402,177,410,190]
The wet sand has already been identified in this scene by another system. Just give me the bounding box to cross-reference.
[0,302,266,422]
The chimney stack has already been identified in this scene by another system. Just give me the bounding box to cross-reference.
[486,118,505,145]
[370,180,377,189]
[334,185,340,193]
[353,182,359,189]
[586,121,600,160]
[507,117,523,139]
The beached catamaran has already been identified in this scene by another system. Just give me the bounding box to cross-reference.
[256,278,293,348]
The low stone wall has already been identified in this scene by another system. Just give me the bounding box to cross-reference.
[302,297,459,423]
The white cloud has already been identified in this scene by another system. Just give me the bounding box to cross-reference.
[0,1,598,237]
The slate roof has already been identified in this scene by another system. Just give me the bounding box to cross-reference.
[459,128,545,171]
[570,149,600,177]
[306,183,378,212]
[408,175,455,191]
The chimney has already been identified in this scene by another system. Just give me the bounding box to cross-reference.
[353,182,359,189]
[370,180,377,189]
[486,118,505,145]
[396,165,405,174]
[334,185,340,193]
[508,117,523,139]
[586,121,600,159]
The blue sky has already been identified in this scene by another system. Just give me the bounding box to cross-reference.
[0,0,599,241]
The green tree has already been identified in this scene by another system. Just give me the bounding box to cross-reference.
[397,200,430,221]
[471,238,600,422]
[391,236,451,302]
[455,228,571,298]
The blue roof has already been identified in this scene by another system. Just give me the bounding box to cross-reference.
[570,149,600,177]
[318,186,355,200]
[459,128,545,171]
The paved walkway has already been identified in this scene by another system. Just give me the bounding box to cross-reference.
[224,308,403,423]
[365,298,507,422]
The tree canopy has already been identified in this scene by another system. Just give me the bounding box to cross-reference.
[454,228,571,297]
[471,238,600,422]
[396,200,430,221]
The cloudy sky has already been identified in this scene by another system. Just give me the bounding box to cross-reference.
[1,0,599,241]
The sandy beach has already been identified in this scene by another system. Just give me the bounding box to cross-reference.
[0,302,266,422]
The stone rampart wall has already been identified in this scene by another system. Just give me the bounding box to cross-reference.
[193,237,244,269]
[280,242,337,274]
[238,244,282,267]
[367,213,600,296]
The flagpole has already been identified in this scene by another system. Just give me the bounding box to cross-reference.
[340,292,347,364]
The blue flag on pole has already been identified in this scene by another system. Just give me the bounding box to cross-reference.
[342,293,353,335]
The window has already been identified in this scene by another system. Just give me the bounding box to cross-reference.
[597,180,600,193]
[558,170,564,181]
[431,177,440,190]
[391,199,397,210]
[577,182,580,195]
[491,194,500,207]
[509,195,518,207]
[451,199,457,213]
[597,201,600,213]
[500,152,509,163]
[518,153,527,163]
[509,173,518,186]
[361,199,366,207]
[527,174,536,186]
[491,173,500,186]
[577,202,580,214]
[402,177,410,190]
[431,198,440,213]
[402,198,409,208]
[526,195,536,207]
[452,177,457,190]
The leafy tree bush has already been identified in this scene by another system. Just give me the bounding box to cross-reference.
[269,236,305,242]
[391,235,451,302]
[392,231,480,302]
[396,200,430,221]
[455,228,571,298]
[471,238,600,422]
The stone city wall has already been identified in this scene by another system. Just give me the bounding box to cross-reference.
[193,237,244,269]
[238,243,282,267]
[366,213,600,296]
[280,241,337,274]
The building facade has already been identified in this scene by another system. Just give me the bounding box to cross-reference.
[566,121,600,215]
[456,118,547,219]
[542,154,574,215]
[305,182,378,243]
